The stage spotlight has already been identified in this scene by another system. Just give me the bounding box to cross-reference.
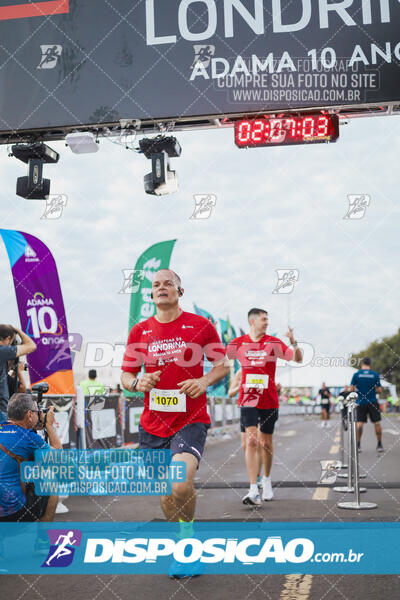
[11,143,59,199]
[139,135,181,195]
[143,151,178,196]
[139,135,181,159]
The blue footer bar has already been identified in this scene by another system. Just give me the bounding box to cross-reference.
[0,522,398,574]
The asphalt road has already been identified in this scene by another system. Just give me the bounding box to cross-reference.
[2,412,399,599]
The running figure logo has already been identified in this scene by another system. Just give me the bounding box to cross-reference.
[42,529,82,568]
[37,45,62,70]
[190,194,217,220]
[119,118,141,131]
[344,194,370,219]
[45,332,81,369]
[41,195,68,220]
[272,270,299,294]
[191,45,215,69]
[119,269,145,294]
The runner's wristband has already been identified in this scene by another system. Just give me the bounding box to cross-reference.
[130,378,138,392]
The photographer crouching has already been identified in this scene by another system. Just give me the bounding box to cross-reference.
[0,392,61,522]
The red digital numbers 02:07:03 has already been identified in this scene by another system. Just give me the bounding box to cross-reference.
[234,115,339,149]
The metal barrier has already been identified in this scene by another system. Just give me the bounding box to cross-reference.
[208,397,240,428]
[334,394,377,510]
[209,398,341,424]
[40,394,76,448]
[76,388,124,449]
[339,408,348,470]
[46,392,345,448]
[279,403,341,416]
[336,396,366,480]
[336,396,348,473]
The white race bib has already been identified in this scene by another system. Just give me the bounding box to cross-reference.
[149,388,186,412]
[244,374,269,390]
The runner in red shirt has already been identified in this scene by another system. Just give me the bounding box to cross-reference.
[121,269,228,575]
[226,308,303,506]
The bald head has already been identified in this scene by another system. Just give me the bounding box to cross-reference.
[154,269,181,287]
[152,269,183,307]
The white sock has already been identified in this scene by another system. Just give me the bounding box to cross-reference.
[250,484,258,495]
[262,475,271,483]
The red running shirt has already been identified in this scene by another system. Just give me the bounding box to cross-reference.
[226,334,294,409]
[122,311,225,437]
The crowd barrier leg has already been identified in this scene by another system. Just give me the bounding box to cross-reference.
[209,396,215,428]
[76,386,86,450]
[120,394,125,446]
[334,403,366,494]
[222,397,227,428]
[339,415,348,469]
[337,414,349,478]
[337,400,377,510]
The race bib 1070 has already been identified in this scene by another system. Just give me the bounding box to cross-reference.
[149,388,186,412]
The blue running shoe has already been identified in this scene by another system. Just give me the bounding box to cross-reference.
[168,559,204,579]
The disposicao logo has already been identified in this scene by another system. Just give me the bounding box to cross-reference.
[42,529,82,568]
[83,536,314,565]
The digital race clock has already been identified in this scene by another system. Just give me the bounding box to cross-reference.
[234,114,339,149]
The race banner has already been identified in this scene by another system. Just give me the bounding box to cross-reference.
[0,229,74,394]
[205,316,235,397]
[124,239,176,398]
[193,303,217,326]
[219,317,239,395]
[127,239,177,331]
[193,303,221,395]
[219,317,236,345]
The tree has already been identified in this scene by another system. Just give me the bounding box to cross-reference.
[351,328,400,393]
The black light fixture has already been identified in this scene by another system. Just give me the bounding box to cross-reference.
[11,143,60,199]
[139,135,181,195]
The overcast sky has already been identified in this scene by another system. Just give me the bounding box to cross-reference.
[0,115,399,379]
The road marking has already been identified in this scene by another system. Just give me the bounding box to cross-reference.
[383,429,400,436]
[312,487,329,500]
[334,435,340,442]
[278,430,296,437]
[280,574,313,599]
[329,444,339,454]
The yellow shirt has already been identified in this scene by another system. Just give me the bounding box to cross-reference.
[80,379,106,395]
